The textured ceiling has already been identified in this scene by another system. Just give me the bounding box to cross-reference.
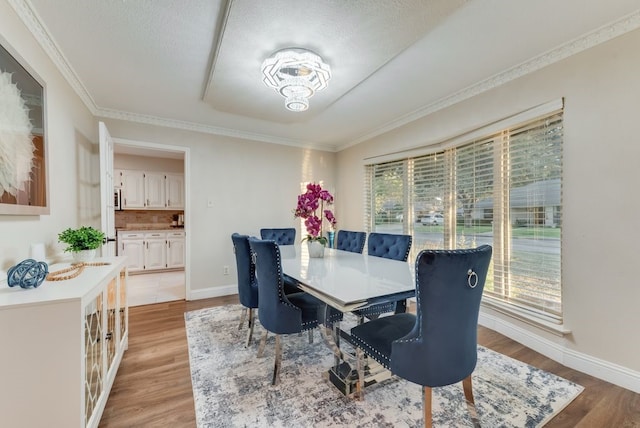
[17,0,640,151]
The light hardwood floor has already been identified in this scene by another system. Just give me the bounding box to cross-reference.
[100,297,640,427]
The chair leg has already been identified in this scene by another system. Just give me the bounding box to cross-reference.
[355,347,365,401]
[462,375,480,427]
[257,330,268,358]
[272,334,282,386]
[308,329,314,343]
[238,307,247,330]
[245,308,255,347]
[423,386,432,428]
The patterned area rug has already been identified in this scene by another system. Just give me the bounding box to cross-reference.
[185,305,583,427]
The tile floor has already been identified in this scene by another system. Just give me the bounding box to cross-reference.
[127,270,185,307]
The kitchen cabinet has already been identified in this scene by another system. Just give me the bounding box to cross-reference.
[165,173,185,209]
[118,229,185,272]
[121,170,145,208]
[167,230,186,268]
[145,172,166,208]
[144,231,167,270]
[0,257,128,428]
[119,231,145,272]
[118,169,184,210]
[114,169,124,188]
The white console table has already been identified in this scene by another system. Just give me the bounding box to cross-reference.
[0,256,128,427]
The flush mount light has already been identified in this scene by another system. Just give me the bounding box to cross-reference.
[261,48,331,112]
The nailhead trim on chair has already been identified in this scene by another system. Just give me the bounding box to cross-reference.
[274,245,300,312]
[351,334,392,370]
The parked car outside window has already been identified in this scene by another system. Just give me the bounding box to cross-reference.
[420,213,444,225]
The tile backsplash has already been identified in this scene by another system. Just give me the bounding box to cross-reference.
[115,210,184,229]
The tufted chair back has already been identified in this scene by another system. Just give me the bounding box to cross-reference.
[349,245,493,424]
[231,233,258,309]
[391,245,493,386]
[367,232,412,261]
[260,228,296,245]
[248,237,306,334]
[336,230,367,254]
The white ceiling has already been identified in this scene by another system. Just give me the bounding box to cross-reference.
[17,0,640,152]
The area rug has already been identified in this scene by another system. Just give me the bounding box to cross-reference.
[185,305,583,427]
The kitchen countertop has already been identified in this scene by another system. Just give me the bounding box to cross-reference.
[117,224,184,231]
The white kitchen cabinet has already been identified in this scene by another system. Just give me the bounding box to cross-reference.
[144,231,167,269]
[167,230,186,268]
[121,170,145,208]
[0,257,128,428]
[165,173,185,209]
[145,172,166,208]
[119,231,145,272]
[114,169,124,188]
[118,229,184,272]
[118,169,184,210]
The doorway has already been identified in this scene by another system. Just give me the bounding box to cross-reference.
[113,140,190,306]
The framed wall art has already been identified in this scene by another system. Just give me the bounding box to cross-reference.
[0,37,49,215]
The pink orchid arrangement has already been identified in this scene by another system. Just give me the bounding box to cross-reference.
[293,182,337,244]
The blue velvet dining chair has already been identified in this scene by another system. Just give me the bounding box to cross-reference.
[259,228,296,245]
[336,230,366,254]
[353,232,412,322]
[350,245,493,428]
[231,233,259,347]
[260,227,299,294]
[248,237,342,385]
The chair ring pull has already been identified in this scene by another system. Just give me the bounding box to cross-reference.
[251,252,257,264]
[467,269,478,288]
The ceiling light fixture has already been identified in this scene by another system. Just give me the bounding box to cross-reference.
[261,48,331,112]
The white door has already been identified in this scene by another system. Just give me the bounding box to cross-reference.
[99,121,116,256]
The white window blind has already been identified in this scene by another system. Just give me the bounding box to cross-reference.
[411,152,446,257]
[364,109,563,323]
[488,113,563,320]
[368,160,407,235]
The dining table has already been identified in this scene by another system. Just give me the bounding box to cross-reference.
[280,244,416,396]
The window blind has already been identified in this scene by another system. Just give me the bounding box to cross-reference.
[364,109,563,323]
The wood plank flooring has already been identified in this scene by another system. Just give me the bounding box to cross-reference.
[100,297,640,427]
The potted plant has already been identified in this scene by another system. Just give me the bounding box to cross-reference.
[293,182,337,257]
[58,226,105,262]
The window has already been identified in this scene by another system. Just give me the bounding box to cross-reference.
[365,109,563,323]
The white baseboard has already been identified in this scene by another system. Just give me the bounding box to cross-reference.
[479,311,640,394]
[187,284,237,301]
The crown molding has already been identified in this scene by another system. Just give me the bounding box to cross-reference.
[338,9,640,151]
[8,0,98,115]
[12,1,640,154]
[11,0,336,152]
[96,107,337,152]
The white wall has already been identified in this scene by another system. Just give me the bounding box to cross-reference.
[100,119,336,297]
[336,29,640,380]
[0,1,97,270]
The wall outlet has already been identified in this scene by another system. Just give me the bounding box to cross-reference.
[223,265,229,275]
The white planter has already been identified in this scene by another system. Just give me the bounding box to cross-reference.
[72,249,96,263]
[307,240,325,258]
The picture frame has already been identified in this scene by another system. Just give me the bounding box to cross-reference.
[0,37,49,215]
